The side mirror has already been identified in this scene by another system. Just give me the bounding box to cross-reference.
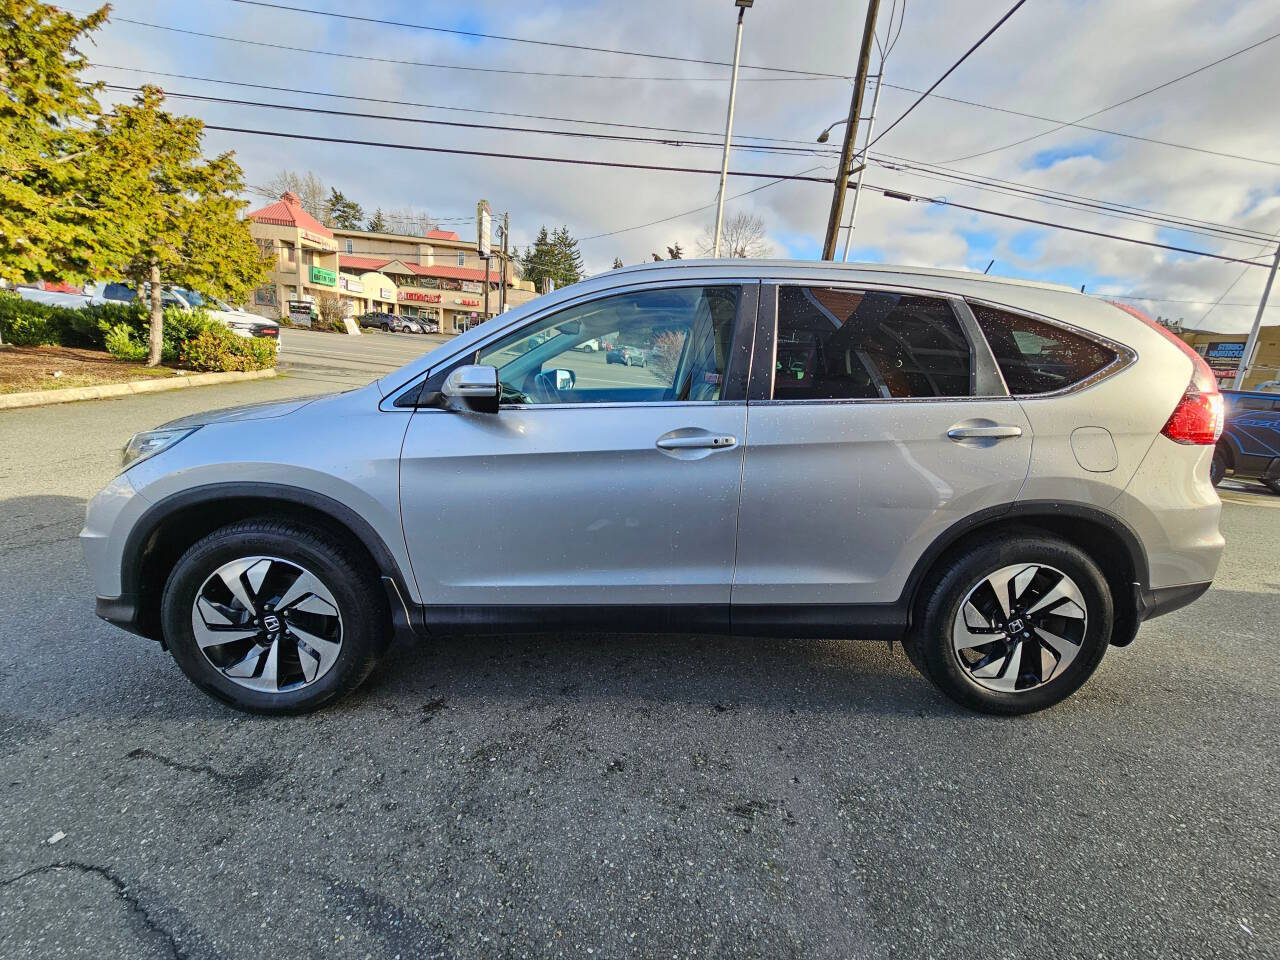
[441,364,500,414]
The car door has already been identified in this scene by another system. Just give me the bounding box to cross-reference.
[732,283,1032,622]
[398,281,757,628]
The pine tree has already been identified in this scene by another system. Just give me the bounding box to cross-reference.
[0,2,125,285]
[94,86,269,365]
[551,225,584,285]
[367,208,389,233]
[326,188,364,230]
[612,257,624,269]
[666,242,684,260]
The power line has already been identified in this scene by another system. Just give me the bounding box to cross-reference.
[867,0,1029,150]
[89,64,824,146]
[123,76,1268,247]
[101,84,833,158]
[943,28,1280,164]
[222,0,851,79]
[98,14,835,83]
[200,122,1277,266]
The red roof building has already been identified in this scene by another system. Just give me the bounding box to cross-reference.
[247,191,334,241]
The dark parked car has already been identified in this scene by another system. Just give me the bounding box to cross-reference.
[606,345,647,366]
[359,312,421,333]
[1212,388,1280,492]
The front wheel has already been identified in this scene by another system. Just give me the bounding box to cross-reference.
[161,519,387,714]
[1210,450,1226,487]
[906,534,1113,715]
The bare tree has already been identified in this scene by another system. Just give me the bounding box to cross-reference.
[384,207,436,237]
[314,291,347,332]
[261,170,329,222]
[697,212,772,259]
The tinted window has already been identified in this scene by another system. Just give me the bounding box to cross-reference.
[972,305,1116,395]
[475,286,741,405]
[1238,396,1276,410]
[773,287,972,400]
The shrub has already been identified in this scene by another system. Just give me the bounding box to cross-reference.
[0,298,61,345]
[178,323,277,372]
[103,323,149,362]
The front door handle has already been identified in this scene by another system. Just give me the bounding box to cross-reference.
[947,424,1024,441]
[656,434,738,450]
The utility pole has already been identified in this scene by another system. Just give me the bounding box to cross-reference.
[841,68,884,262]
[713,2,752,258]
[1232,243,1280,389]
[499,211,510,315]
[822,0,881,261]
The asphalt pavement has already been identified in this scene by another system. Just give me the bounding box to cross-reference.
[0,342,1276,959]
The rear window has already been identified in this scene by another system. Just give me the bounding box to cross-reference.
[971,304,1116,395]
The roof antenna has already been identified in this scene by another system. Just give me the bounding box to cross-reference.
[983,259,994,274]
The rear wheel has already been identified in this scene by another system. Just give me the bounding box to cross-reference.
[1265,479,1280,496]
[906,534,1113,714]
[161,519,387,714]
[1210,450,1226,486]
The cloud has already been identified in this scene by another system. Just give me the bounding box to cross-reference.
[82,0,1280,331]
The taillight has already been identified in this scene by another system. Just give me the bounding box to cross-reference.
[1109,301,1224,445]
[260,327,278,336]
[1161,383,1224,445]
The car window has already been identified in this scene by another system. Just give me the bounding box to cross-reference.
[1238,396,1276,410]
[475,286,742,405]
[772,287,973,400]
[971,304,1116,395]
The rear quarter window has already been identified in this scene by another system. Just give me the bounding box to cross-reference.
[971,304,1117,395]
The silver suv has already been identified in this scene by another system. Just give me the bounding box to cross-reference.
[82,262,1225,715]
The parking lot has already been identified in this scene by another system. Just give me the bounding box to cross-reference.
[0,337,1276,959]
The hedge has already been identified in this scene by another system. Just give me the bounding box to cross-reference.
[0,292,275,372]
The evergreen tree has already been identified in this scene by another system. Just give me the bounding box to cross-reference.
[666,242,684,260]
[94,86,268,365]
[520,225,585,291]
[325,188,364,229]
[367,208,389,233]
[0,2,127,285]
[551,225,584,285]
[612,257,624,269]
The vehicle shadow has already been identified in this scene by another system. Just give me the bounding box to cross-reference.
[363,627,960,720]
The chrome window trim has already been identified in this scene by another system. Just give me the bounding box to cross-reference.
[964,295,1137,400]
[386,276,760,409]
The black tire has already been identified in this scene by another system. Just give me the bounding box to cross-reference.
[160,519,388,714]
[905,533,1113,715]
[1264,479,1280,496]
[1210,450,1226,487]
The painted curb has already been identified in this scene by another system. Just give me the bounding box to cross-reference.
[0,367,278,411]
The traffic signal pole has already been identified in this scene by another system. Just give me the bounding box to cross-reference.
[1232,243,1280,388]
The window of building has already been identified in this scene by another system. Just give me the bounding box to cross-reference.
[345,239,353,253]
[971,304,1116,395]
[772,287,973,400]
[457,252,466,267]
[474,286,742,405]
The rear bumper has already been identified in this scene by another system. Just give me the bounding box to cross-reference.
[1136,580,1212,622]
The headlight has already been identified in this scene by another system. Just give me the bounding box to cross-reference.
[121,427,198,469]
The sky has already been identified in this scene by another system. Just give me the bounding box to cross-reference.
[76,0,1280,332]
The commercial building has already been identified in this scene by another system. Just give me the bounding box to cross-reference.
[244,197,540,333]
[1177,325,1280,389]
[244,191,340,319]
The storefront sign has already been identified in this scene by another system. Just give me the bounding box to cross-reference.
[418,277,440,289]
[301,230,335,249]
[440,278,462,291]
[340,275,363,294]
[309,265,337,286]
[287,299,313,328]
[253,285,277,306]
[399,290,442,303]
[461,280,483,294]
[380,287,395,300]
[1204,341,1245,368]
[457,297,480,307]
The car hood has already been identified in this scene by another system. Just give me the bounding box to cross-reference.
[159,396,323,429]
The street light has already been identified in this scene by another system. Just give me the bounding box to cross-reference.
[712,0,754,257]
[815,118,846,144]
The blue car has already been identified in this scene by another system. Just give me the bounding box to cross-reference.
[1213,389,1280,492]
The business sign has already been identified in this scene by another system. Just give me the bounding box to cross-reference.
[399,290,441,303]
[457,297,481,307]
[418,277,440,289]
[379,287,395,300]
[287,299,313,328]
[309,265,337,286]
[477,200,492,257]
[440,278,462,291]
[1204,341,1245,367]
[340,275,363,294]
[301,229,336,249]
[461,280,483,293]
[253,285,277,306]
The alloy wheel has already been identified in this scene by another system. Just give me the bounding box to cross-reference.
[951,563,1088,694]
[191,556,343,693]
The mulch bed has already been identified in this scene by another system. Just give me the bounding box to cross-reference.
[0,345,177,394]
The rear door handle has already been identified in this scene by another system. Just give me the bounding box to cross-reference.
[656,434,738,450]
[947,424,1023,441]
